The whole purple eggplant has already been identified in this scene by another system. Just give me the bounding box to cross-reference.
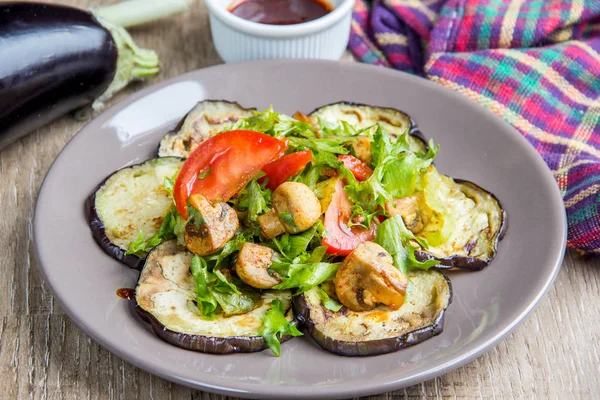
[0,1,190,150]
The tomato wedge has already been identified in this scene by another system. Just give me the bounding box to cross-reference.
[338,154,373,181]
[322,179,376,256]
[260,150,313,190]
[174,130,286,218]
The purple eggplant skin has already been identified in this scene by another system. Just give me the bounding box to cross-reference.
[293,275,453,357]
[85,157,183,270]
[0,2,117,149]
[85,181,145,270]
[418,179,508,271]
[135,302,292,354]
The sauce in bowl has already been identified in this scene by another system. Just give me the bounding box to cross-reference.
[228,0,333,25]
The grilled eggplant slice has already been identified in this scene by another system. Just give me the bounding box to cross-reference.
[135,240,295,354]
[308,102,428,153]
[415,179,507,270]
[86,157,182,269]
[158,100,255,158]
[295,270,451,356]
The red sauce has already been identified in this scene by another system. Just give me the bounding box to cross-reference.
[228,0,333,25]
[116,288,135,300]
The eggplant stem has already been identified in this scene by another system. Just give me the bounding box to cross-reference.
[92,0,193,28]
[92,17,161,111]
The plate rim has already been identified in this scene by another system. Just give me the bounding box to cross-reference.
[33,59,567,399]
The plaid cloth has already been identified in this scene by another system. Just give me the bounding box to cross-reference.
[349,0,600,255]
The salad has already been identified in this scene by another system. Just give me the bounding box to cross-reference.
[86,101,506,356]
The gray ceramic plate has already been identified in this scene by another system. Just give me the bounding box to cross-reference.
[34,60,566,399]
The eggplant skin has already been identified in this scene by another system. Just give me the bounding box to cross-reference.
[135,240,294,354]
[307,101,428,152]
[135,303,285,354]
[85,158,183,270]
[0,3,117,149]
[418,179,508,271]
[295,297,446,357]
[294,272,452,357]
[86,188,145,270]
[158,100,256,158]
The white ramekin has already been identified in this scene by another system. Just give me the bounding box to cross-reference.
[204,0,355,63]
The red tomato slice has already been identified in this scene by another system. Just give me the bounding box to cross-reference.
[260,150,313,190]
[322,179,376,256]
[338,154,373,181]
[174,130,286,218]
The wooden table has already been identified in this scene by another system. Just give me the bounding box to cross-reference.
[1,1,598,398]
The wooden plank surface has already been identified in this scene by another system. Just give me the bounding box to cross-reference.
[0,1,599,398]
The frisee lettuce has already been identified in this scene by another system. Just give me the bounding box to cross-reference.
[227,107,315,139]
[271,261,340,294]
[234,175,271,221]
[210,234,251,270]
[190,255,218,319]
[259,299,303,356]
[270,221,322,260]
[374,215,439,274]
[341,126,439,227]
[190,254,259,319]
[287,136,353,155]
[163,176,175,197]
[317,118,372,138]
[318,288,343,312]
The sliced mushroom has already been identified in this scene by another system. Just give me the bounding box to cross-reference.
[384,194,428,234]
[234,243,280,289]
[184,194,239,256]
[257,209,287,238]
[258,182,321,239]
[334,242,408,312]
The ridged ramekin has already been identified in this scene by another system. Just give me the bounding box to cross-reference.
[204,0,355,63]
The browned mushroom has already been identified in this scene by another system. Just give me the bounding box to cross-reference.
[384,194,428,234]
[258,182,321,238]
[184,194,239,256]
[334,242,408,312]
[234,243,280,289]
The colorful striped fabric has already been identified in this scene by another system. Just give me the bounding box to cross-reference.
[348,0,600,255]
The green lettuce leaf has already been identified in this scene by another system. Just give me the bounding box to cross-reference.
[259,299,303,356]
[317,288,343,312]
[342,127,440,227]
[287,136,352,155]
[190,255,218,319]
[230,174,271,223]
[210,234,251,270]
[211,270,260,316]
[228,107,315,139]
[247,179,270,221]
[271,221,321,260]
[163,176,175,197]
[190,255,259,318]
[317,118,371,138]
[374,215,439,274]
[271,261,340,294]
